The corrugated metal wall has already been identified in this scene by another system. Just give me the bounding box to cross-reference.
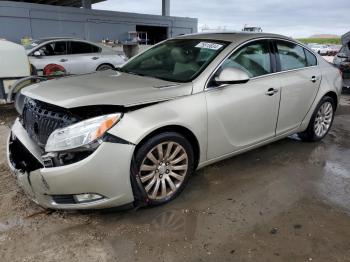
[0,1,198,43]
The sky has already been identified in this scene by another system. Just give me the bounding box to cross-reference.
[93,0,350,38]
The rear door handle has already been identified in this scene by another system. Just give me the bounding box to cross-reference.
[92,57,99,60]
[265,88,279,96]
[60,58,68,62]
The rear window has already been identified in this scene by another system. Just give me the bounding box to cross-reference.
[277,41,307,71]
[305,49,317,66]
[69,41,100,54]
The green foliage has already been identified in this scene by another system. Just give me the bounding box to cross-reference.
[297,38,341,45]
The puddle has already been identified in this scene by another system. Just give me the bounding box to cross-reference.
[317,157,350,213]
[0,217,24,233]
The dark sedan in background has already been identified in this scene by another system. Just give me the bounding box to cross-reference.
[333,31,350,92]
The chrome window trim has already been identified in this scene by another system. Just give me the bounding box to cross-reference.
[205,37,319,90]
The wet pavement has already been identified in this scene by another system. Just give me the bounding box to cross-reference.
[0,96,349,262]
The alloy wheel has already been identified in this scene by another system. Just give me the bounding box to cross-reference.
[314,101,333,138]
[139,141,189,200]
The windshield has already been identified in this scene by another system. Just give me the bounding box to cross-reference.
[23,39,47,50]
[121,39,228,82]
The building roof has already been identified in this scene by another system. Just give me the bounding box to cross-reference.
[8,0,105,7]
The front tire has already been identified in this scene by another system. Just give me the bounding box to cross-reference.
[298,96,335,141]
[131,132,195,206]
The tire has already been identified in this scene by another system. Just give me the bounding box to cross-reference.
[131,132,195,206]
[298,96,335,142]
[96,64,114,71]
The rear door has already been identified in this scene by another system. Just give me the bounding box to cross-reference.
[66,41,102,74]
[274,40,321,134]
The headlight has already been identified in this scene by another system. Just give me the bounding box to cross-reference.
[45,113,122,152]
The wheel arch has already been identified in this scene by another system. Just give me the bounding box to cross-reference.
[133,125,201,170]
[323,91,338,110]
[96,63,115,71]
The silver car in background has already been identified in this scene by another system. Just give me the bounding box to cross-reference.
[25,38,127,75]
[309,44,329,55]
[8,33,342,210]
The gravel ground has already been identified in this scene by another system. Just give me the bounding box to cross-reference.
[0,95,350,262]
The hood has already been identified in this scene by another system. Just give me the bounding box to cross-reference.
[21,70,193,108]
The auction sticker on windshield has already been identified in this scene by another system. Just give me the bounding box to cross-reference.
[195,42,223,50]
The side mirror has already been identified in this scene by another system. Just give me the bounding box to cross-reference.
[337,53,349,59]
[214,67,250,85]
[33,51,42,57]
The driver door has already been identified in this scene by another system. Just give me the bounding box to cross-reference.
[206,40,281,160]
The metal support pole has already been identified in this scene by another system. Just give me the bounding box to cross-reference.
[162,0,170,16]
[82,0,92,9]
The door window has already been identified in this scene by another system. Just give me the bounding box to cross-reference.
[276,41,307,71]
[305,49,317,66]
[220,41,271,78]
[36,41,67,56]
[68,41,101,54]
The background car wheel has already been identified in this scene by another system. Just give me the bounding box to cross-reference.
[298,96,335,142]
[131,132,195,206]
[96,64,114,71]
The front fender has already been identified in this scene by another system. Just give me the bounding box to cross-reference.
[107,93,208,164]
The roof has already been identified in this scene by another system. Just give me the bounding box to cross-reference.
[7,0,105,7]
[176,32,291,43]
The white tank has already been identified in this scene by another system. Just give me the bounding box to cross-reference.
[0,39,30,78]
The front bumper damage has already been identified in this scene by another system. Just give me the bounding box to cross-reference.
[7,118,135,210]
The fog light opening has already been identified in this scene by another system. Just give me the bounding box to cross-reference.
[74,193,104,203]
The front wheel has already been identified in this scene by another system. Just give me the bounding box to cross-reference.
[131,132,195,206]
[298,96,335,141]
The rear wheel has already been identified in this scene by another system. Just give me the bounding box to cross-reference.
[298,96,335,141]
[131,132,195,206]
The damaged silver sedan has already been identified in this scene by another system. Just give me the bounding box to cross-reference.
[7,33,342,209]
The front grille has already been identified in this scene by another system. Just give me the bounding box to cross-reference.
[343,72,350,79]
[22,98,78,148]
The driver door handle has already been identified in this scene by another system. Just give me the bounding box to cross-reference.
[265,88,279,96]
[60,58,68,62]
